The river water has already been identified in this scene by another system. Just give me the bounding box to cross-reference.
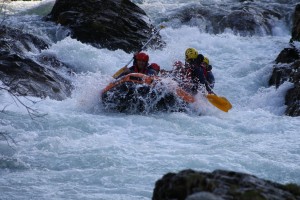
[0,1,299,199]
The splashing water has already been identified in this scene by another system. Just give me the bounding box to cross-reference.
[0,1,299,200]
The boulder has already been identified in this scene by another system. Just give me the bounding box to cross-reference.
[269,4,300,117]
[217,6,280,36]
[0,25,73,100]
[269,48,299,89]
[269,49,300,116]
[159,3,282,36]
[153,169,300,200]
[0,25,48,55]
[45,0,165,53]
[0,53,73,101]
[291,4,300,42]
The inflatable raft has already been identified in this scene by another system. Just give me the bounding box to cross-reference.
[101,73,195,113]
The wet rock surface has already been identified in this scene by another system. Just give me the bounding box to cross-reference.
[45,0,165,53]
[153,169,300,200]
[269,4,300,117]
[0,25,73,100]
[156,2,291,36]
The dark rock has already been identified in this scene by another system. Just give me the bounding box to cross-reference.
[269,65,292,89]
[0,25,48,55]
[45,0,165,53]
[291,4,300,42]
[269,47,299,88]
[218,6,278,36]
[0,52,73,101]
[219,10,260,36]
[186,192,224,200]
[160,3,282,36]
[269,46,300,116]
[152,169,300,200]
[0,25,73,100]
[275,48,300,64]
[285,84,300,116]
[161,5,225,34]
[269,3,300,117]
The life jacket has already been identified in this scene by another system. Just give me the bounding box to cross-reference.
[130,65,149,74]
[172,64,199,94]
[172,64,192,83]
[171,60,205,94]
[200,63,208,77]
[182,66,193,82]
[200,63,215,89]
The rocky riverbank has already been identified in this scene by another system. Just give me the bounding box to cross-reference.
[1,1,300,199]
[152,169,300,200]
[269,4,300,116]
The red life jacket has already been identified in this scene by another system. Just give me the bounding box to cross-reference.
[131,65,148,74]
[182,66,193,81]
[200,63,208,77]
[174,65,193,85]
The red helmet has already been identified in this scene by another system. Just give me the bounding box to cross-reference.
[135,52,149,62]
[150,63,160,72]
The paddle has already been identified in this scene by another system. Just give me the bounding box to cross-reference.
[205,84,232,112]
[112,25,166,79]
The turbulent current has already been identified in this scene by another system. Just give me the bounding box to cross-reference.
[0,1,299,200]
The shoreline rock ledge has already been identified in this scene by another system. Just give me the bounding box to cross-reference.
[45,0,165,53]
[152,169,300,200]
[269,4,300,117]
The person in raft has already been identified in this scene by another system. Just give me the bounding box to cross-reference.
[161,48,212,94]
[117,52,160,77]
[201,56,215,89]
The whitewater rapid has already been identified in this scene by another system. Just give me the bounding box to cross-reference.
[1,1,300,200]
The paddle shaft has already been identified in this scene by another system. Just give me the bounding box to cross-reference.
[112,26,165,78]
[125,25,165,66]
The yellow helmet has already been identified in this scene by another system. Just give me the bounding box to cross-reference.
[185,48,198,60]
[203,57,209,65]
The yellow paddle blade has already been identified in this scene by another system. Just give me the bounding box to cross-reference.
[159,25,166,29]
[112,66,129,79]
[206,94,232,112]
